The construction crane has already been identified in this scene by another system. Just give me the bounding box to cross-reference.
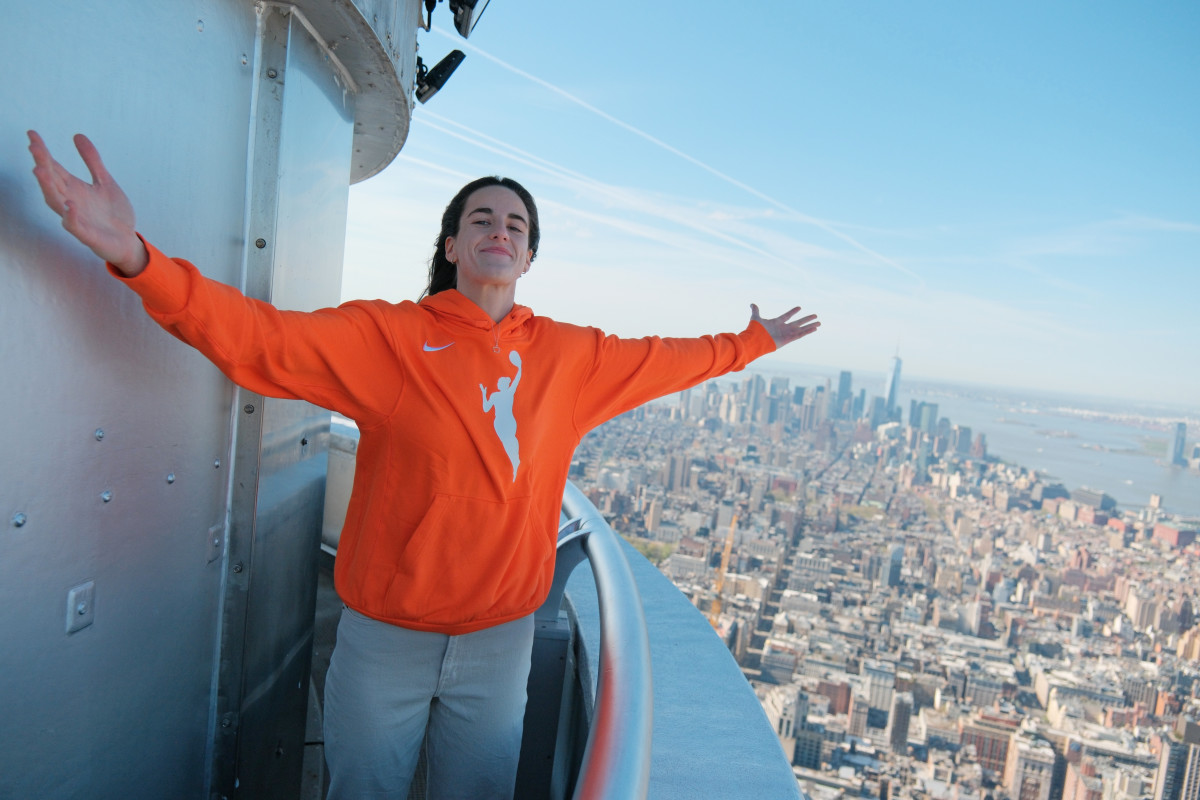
[709,512,740,628]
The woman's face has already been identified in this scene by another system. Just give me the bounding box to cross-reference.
[444,185,534,294]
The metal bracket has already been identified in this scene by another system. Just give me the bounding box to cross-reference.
[207,523,225,564]
[536,517,590,622]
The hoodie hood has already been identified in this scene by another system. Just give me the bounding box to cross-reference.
[419,289,534,336]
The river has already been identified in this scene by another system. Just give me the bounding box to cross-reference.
[899,383,1200,518]
[739,366,1200,519]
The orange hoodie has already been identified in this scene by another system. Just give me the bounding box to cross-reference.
[117,241,776,634]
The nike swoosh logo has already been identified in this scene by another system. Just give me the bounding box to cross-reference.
[423,341,455,352]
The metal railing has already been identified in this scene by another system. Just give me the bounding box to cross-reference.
[538,482,654,800]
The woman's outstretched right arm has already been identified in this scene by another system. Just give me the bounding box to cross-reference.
[26,131,405,424]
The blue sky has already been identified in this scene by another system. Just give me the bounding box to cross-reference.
[342,2,1199,410]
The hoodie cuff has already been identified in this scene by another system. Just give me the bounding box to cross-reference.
[107,235,192,315]
[744,318,778,358]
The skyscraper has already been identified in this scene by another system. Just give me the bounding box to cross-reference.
[864,659,896,712]
[883,355,902,422]
[837,371,852,419]
[908,401,939,435]
[646,497,663,533]
[849,694,869,738]
[971,432,988,460]
[677,387,692,419]
[887,692,913,753]
[1004,736,1056,800]
[745,374,766,422]
[952,425,973,456]
[1154,716,1200,800]
[887,544,904,588]
[1171,423,1188,467]
[868,396,887,429]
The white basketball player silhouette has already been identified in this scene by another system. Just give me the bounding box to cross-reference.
[480,351,522,481]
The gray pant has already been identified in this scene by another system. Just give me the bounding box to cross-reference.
[324,607,534,799]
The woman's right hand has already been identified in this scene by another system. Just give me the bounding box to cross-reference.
[27,130,148,276]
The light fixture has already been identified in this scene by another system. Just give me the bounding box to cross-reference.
[420,0,490,38]
[416,50,466,104]
[448,0,490,39]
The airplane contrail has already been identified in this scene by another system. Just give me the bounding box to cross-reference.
[413,111,802,271]
[396,150,797,284]
[431,26,922,283]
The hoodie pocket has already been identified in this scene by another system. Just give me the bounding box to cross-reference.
[382,492,549,626]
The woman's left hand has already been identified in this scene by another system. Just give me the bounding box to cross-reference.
[750,304,821,349]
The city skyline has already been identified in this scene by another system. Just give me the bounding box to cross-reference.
[732,360,1200,518]
[341,3,1199,409]
[569,363,1200,798]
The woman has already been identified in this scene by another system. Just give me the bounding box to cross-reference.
[28,131,819,799]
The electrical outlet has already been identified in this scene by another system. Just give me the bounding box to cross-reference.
[66,581,95,634]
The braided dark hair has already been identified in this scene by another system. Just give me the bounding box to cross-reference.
[422,176,540,298]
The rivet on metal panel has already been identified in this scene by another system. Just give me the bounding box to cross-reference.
[94,428,104,441]
[255,238,267,249]
[100,490,113,503]
[214,459,221,469]
[241,54,248,66]
[232,562,244,574]
[243,404,255,414]
[166,473,176,484]
[266,68,278,79]
[11,513,27,528]
[196,19,204,32]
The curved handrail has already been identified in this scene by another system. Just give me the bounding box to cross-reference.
[543,483,653,800]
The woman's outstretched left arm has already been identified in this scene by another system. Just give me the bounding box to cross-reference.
[570,303,821,432]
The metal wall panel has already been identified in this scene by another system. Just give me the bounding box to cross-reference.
[0,2,416,798]
[0,3,257,798]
